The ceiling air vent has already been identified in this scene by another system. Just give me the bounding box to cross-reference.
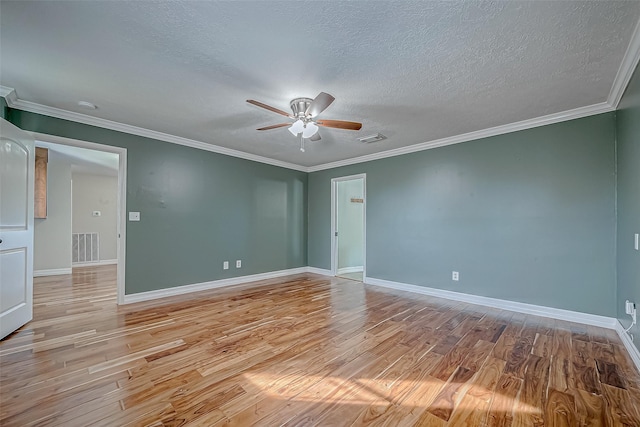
[358,133,386,144]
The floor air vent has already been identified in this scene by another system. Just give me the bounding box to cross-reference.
[72,232,99,264]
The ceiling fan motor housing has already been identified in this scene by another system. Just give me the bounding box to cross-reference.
[290,98,313,120]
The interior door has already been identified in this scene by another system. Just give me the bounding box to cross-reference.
[0,118,35,340]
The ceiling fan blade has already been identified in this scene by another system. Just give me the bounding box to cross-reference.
[256,123,291,131]
[309,132,321,142]
[247,100,293,118]
[316,120,362,131]
[305,92,335,117]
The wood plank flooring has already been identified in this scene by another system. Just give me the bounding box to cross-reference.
[1,265,639,426]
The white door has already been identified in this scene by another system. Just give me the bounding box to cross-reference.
[0,118,35,340]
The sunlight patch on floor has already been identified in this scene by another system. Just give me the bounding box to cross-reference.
[243,372,542,415]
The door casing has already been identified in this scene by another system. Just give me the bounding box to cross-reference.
[331,173,366,280]
[31,132,128,305]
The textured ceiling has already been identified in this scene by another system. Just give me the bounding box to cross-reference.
[2,1,639,167]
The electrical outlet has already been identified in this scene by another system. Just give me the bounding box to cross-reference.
[635,233,639,251]
[236,260,242,268]
[626,300,636,315]
[223,261,229,270]
[452,271,459,281]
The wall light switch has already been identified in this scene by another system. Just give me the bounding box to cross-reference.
[635,233,639,251]
[129,212,140,221]
[92,210,101,217]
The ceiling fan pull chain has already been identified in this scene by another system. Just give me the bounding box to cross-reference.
[300,134,305,152]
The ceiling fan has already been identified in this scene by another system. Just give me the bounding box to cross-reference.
[247,92,362,152]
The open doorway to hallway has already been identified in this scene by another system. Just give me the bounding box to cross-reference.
[31,134,126,304]
[332,174,366,282]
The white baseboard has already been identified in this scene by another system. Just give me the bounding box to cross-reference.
[306,267,333,276]
[337,266,364,275]
[72,259,118,268]
[615,321,640,373]
[365,277,618,330]
[34,268,72,277]
[123,267,309,304]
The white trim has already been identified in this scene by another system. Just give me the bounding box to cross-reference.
[308,103,613,172]
[365,276,618,329]
[31,132,125,155]
[31,132,128,306]
[72,259,118,267]
[122,267,309,304]
[306,267,333,276]
[609,18,640,108]
[615,321,640,373]
[331,174,366,279]
[117,148,127,305]
[337,266,364,275]
[0,88,306,172]
[34,268,72,277]
[0,86,17,105]
[0,86,14,97]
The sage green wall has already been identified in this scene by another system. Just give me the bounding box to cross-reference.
[309,113,617,317]
[616,63,640,350]
[3,103,621,318]
[6,109,307,294]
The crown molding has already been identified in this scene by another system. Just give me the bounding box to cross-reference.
[0,87,620,174]
[307,102,614,172]
[0,87,307,172]
[609,17,640,109]
[0,86,18,105]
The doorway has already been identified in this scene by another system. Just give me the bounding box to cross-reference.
[331,174,366,281]
[31,132,127,304]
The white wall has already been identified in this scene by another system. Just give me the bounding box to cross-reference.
[337,179,364,270]
[34,151,72,272]
[72,173,118,261]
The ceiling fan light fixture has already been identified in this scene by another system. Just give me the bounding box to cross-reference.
[288,119,304,136]
[302,122,319,138]
[247,92,362,151]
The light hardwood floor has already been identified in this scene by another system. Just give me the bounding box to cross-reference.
[337,271,363,282]
[1,265,639,426]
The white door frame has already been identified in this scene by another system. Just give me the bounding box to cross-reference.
[331,173,366,279]
[30,132,127,305]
